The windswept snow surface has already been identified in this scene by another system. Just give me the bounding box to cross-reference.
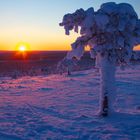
[0,64,140,140]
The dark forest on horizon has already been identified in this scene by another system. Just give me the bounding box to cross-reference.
[0,51,68,61]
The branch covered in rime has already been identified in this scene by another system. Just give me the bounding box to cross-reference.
[60,2,140,63]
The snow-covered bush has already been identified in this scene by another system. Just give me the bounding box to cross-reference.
[60,2,140,116]
[57,58,77,75]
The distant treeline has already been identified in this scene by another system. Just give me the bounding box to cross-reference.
[0,51,68,61]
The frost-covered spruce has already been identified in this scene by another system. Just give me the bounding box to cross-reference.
[60,2,140,116]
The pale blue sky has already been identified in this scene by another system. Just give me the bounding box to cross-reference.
[0,0,139,50]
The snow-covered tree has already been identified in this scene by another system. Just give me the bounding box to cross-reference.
[57,58,77,75]
[60,2,140,116]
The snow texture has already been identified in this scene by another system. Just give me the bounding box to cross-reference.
[0,64,140,139]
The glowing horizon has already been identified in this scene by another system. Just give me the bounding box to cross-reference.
[0,0,140,51]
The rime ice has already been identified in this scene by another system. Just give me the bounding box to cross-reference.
[60,2,140,63]
[60,2,140,116]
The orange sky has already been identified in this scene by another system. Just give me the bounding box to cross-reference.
[0,0,140,51]
[134,45,140,51]
[0,26,140,51]
[0,25,79,51]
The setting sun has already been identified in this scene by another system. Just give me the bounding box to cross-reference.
[19,46,26,52]
[15,42,30,51]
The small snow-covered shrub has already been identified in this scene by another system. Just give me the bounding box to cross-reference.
[57,58,77,75]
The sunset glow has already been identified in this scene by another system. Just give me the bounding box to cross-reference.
[19,46,26,52]
[0,0,139,51]
[133,45,140,51]
[15,42,30,52]
[0,1,140,139]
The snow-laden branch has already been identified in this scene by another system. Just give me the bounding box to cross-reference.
[60,2,140,64]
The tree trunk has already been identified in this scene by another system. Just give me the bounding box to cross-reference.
[98,54,116,116]
[67,67,71,76]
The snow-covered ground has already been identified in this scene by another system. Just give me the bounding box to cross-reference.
[0,64,140,140]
